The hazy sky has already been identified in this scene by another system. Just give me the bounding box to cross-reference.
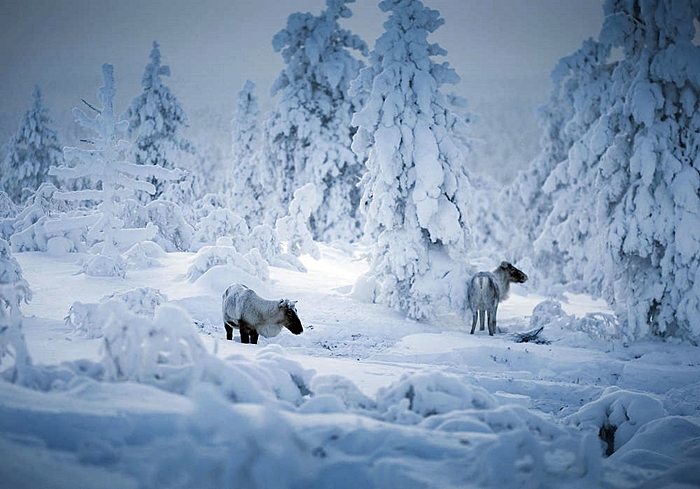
[0,0,604,135]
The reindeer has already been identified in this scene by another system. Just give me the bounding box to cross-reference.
[222,284,303,344]
[467,261,528,336]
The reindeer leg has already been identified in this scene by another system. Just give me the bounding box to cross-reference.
[250,330,259,345]
[240,327,250,344]
[488,306,498,336]
[470,310,478,334]
[479,309,486,331]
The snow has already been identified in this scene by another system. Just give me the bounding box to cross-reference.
[2,243,699,488]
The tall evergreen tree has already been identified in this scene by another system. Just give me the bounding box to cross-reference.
[531,0,700,342]
[0,86,63,204]
[261,0,368,241]
[123,41,193,200]
[229,80,267,227]
[50,64,182,277]
[350,0,473,319]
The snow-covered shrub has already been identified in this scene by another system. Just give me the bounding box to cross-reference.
[0,238,32,383]
[120,198,193,252]
[0,86,63,204]
[349,0,474,319]
[249,223,307,273]
[186,240,269,283]
[310,374,375,410]
[376,372,497,425]
[275,183,320,260]
[68,287,168,339]
[530,299,624,342]
[262,0,368,241]
[101,302,207,388]
[190,207,249,252]
[122,241,166,269]
[123,41,194,201]
[566,387,666,456]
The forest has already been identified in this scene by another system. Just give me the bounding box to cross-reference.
[0,0,699,487]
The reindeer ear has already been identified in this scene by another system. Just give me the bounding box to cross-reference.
[501,261,509,268]
[278,299,285,307]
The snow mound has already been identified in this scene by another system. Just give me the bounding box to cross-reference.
[376,372,498,424]
[68,287,169,338]
[565,387,667,456]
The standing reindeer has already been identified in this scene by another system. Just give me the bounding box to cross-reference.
[467,261,528,336]
[222,284,303,344]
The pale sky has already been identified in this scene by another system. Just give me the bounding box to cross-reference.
[0,0,604,140]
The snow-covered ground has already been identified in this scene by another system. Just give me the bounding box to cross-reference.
[2,244,700,489]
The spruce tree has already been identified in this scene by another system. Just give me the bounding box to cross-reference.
[261,0,368,240]
[0,86,63,204]
[531,0,700,341]
[123,41,193,200]
[50,64,182,277]
[350,0,473,319]
[229,80,267,227]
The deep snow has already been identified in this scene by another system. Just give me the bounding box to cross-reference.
[2,244,700,488]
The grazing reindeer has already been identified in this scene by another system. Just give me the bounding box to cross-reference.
[222,284,303,344]
[467,262,528,336]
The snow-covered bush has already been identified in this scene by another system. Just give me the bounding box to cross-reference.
[122,241,166,269]
[566,387,666,456]
[349,0,474,319]
[376,372,497,425]
[186,238,269,283]
[120,198,193,252]
[122,41,194,200]
[275,183,320,260]
[101,303,207,388]
[68,287,169,338]
[0,238,32,383]
[530,299,624,342]
[190,207,250,252]
[0,86,63,204]
[49,64,182,277]
[261,0,368,240]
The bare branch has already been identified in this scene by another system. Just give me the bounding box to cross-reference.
[81,98,102,114]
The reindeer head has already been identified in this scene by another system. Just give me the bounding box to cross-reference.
[278,299,303,335]
[500,261,528,284]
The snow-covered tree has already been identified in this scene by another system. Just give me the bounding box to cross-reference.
[229,80,267,227]
[506,37,614,288]
[0,238,32,384]
[276,183,321,260]
[0,86,63,204]
[531,0,700,342]
[261,0,368,241]
[50,64,182,277]
[122,41,194,200]
[350,0,474,319]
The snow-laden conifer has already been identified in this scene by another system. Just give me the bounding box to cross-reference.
[0,87,63,204]
[0,238,32,383]
[350,0,473,319]
[229,80,268,227]
[508,38,613,288]
[50,64,182,277]
[261,0,368,240]
[122,41,194,200]
[532,0,700,342]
